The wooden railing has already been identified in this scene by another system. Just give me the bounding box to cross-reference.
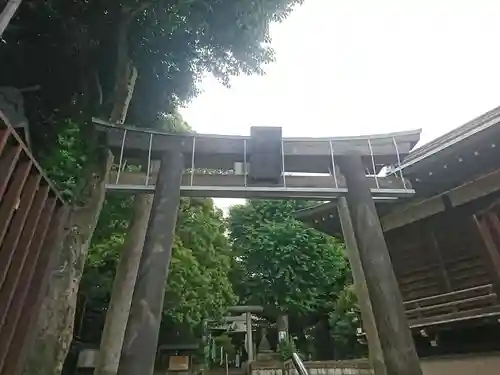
[404,284,500,328]
[283,359,373,375]
[0,111,68,375]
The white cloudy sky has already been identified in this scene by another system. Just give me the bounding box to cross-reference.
[180,0,500,211]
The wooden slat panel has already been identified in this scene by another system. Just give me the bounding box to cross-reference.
[0,146,22,200]
[408,305,500,329]
[0,111,68,375]
[404,284,493,307]
[396,264,438,279]
[399,271,436,285]
[446,258,483,273]
[0,129,10,157]
[472,215,500,298]
[0,174,41,287]
[0,185,48,328]
[406,294,496,316]
[1,205,68,375]
[0,200,58,374]
[0,161,32,245]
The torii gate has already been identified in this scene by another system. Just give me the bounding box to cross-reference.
[95,119,422,375]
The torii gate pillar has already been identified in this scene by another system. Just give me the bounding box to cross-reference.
[117,146,184,375]
[337,155,422,375]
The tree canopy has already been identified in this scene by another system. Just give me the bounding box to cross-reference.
[79,196,236,343]
[227,200,366,359]
[228,200,349,327]
[0,0,368,370]
[1,0,303,147]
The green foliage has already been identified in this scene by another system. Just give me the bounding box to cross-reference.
[79,196,236,343]
[38,119,100,202]
[1,0,303,127]
[214,334,236,358]
[328,285,367,359]
[163,198,237,328]
[80,193,135,311]
[228,200,348,316]
[277,338,297,361]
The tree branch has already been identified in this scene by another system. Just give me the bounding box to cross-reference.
[0,0,22,38]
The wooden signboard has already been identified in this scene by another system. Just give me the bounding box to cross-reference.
[168,355,190,371]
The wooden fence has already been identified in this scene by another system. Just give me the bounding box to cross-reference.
[249,359,373,375]
[0,111,68,375]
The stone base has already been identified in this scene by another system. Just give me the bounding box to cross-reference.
[256,351,281,363]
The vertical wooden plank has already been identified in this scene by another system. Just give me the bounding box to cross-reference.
[427,229,453,293]
[0,185,48,328]
[0,202,65,375]
[338,154,422,375]
[338,197,387,375]
[0,128,10,157]
[486,212,500,246]
[0,174,41,287]
[0,199,56,370]
[473,214,500,299]
[0,145,22,200]
[118,148,184,375]
[0,160,32,247]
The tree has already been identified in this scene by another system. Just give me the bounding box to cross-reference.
[228,200,349,351]
[78,197,236,344]
[163,198,236,327]
[0,1,304,373]
[327,285,367,360]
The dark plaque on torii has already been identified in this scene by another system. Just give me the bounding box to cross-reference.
[248,126,283,184]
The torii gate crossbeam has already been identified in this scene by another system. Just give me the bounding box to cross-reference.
[95,119,418,200]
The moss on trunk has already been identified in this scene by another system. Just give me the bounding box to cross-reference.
[22,154,112,375]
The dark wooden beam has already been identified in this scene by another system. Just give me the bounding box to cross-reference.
[95,119,420,174]
[118,148,184,375]
[337,198,387,375]
[382,168,500,232]
[110,170,410,190]
[472,214,500,299]
[338,154,422,375]
[427,230,453,294]
[408,305,500,329]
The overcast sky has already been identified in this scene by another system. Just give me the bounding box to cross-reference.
[180,0,500,211]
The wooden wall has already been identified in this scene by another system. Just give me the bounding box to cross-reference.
[385,200,500,328]
[0,112,68,375]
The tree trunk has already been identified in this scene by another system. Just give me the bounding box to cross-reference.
[94,194,153,375]
[23,9,140,375]
[22,154,113,375]
[109,15,137,125]
[0,0,22,38]
[93,11,151,375]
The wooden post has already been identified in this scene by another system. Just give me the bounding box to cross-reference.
[0,0,22,38]
[427,230,453,294]
[117,147,184,375]
[276,313,289,342]
[94,194,154,375]
[338,155,422,375]
[473,213,500,298]
[337,197,387,375]
[245,312,254,361]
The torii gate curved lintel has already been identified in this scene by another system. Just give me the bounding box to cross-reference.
[95,118,420,200]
